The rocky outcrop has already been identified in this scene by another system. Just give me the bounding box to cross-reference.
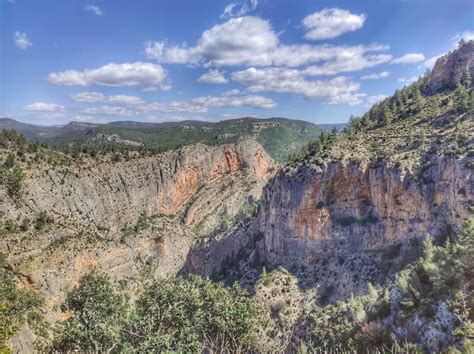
[7,140,274,230]
[426,40,474,93]
[254,156,472,297]
[259,157,472,265]
[183,155,473,302]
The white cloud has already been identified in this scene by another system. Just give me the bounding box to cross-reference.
[145,16,391,74]
[13,31,32,49]
[71,92,107,102]
[71,92,145,105]
[361,71,390,80]
[220,0,258,19]
[301,46,391,75]
[81,106,137,116]
[71,90,275,113]
[231,67,365,105]
[197,69,229,84]
[452,30,474,45]
[23,102,64,112]
[397,76,418,85]
[192,95,276,109]
[145,17,278,66]
[49,62,168,88]
[222,89,242,96]
[366,95,388,105]
[302,8,366,40]
[85,4,103,16]
[391,53,425,64]
[141,94,276,113]
[109,95,144,105]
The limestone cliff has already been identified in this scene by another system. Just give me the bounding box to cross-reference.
[7,140,273,229]
[1,139,275,324]
[426,40,474,93]
[257,155,472,299]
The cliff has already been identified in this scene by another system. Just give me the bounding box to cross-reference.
[183,42,474,306]
[426,40,474,93]
[1,139,275,325]
[257,155,472,299]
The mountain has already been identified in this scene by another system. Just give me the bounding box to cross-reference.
[0,117,324,163]
[1,42,473,353]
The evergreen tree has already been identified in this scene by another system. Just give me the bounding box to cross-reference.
[461,65,472,89]
[3,154,16,169]
[456,82,470,112]
[381,103,393,125]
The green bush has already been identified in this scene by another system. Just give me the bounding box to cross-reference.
[0,253,41,352]
[50,274,266,353]
[49,273,128,352]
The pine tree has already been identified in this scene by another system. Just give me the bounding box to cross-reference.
[461,65,472,89]
[3,154,15,169]
[381,103,393,125]
[456,82,470,112]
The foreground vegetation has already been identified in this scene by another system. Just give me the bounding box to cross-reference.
[1,220,468,352]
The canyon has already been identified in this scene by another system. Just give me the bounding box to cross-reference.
[1,41,473,352]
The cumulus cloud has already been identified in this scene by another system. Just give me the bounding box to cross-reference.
[23,102,64,112]
[144,16,390,73]
[71,92,107,102]
[85,4,103,16]
[48,62,168,89]
[220,0,258,18]
[141,94,276,113]
[222,89,242,96]
[301,46,391,76]
[231,67,365,105]
[197,70,229,84]
[302,8,366,40]
[391,53,425,64]
[76,93,276,116]
[361,71,390,80]
[81,106,137,116]
[109,95,145,105]
[13,31,32,49]
[71,92,145,105]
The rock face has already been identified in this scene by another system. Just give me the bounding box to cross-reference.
[259,157,472,266]
[426,40,474,93]
[11,140,274,230]
[253,156,472,298]
[183,155,472,302]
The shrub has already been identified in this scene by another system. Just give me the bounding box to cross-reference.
[48,273,128,352]
[0,253,41,352]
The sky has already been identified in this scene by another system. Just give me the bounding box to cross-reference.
[1,0,473,126]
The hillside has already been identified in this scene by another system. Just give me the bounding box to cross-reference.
[0,117,323,163]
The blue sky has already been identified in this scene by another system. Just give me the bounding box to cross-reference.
[1,0,473,125]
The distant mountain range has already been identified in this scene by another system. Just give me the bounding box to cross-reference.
[0,117,326,162]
